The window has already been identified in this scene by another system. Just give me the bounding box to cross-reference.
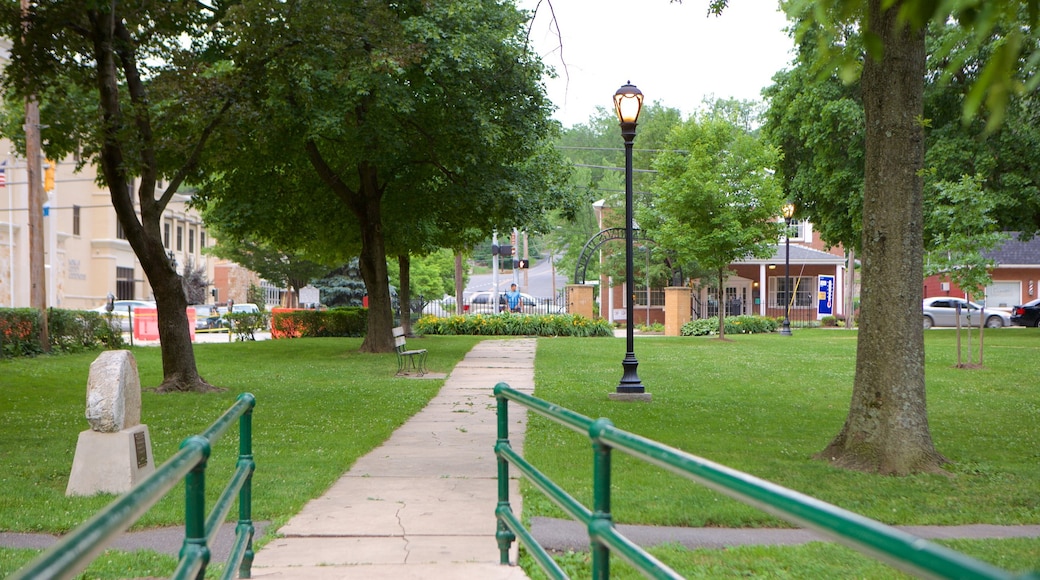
[633,286,665,306]
[200,231,206,249]
[116,267,135,300]
[176,225,183,251]
[116,219,126,240]
[72,205,80,236]
[782,220,808,241]
[164,223,170,248]
[188,228,195,254]
[770,276,814,308]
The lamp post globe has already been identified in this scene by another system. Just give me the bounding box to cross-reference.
[780,202,795,336]
[614,82,645,394]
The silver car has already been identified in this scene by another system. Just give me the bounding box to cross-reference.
[90,299,156,332]
[922,297,1011,329]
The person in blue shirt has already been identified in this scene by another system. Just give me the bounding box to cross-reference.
[506,283,522,313]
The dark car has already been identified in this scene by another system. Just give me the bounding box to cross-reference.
[1010,298,1040,327]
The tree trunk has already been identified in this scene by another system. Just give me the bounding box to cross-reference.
[356,164,395,353]
[716,268,726,340]
[399,254,412,337]
[146,254,213,393]
[455,252,464,315]
[816,0,945,475]
[91,8,211,392]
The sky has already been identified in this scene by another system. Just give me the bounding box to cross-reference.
[520,1,796,127]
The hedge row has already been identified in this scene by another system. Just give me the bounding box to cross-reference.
[270,307,368,338]
[0,308,123,358]
[680,315,781,336]
[414,313,613,337]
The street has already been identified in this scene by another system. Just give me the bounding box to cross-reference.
[464,254,568,300]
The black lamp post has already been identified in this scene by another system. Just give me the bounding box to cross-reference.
[614,82,646,394]
[780,201,795,336]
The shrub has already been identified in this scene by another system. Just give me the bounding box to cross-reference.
[680,315,780,337]
[413,313,613,337]
[0,308,123,358]
[270,307,367,338]
[225,311,270,341]
[821,315,839,327]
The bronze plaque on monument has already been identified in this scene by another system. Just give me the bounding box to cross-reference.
[134,431,148,468]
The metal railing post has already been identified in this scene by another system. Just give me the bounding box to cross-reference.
[495,389,516,564]
[590,418,614,580]
[238,395,256,578]
[180,436,211,579]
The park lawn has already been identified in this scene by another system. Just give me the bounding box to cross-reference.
[0,335,481,576]
[520,328,1040,577]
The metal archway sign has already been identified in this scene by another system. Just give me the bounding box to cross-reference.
[573,227,655,285]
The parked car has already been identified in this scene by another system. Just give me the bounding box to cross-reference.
[230,303,261,314]
[422,296,458,317]
[1010,298,1040,327]
[191,304,221,330]
[90,299,156,331]
[922,297,1011,329]
[465,291,564,314]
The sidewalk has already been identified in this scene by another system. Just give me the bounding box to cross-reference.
[250,338,536,579]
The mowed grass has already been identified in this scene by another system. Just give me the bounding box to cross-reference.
[2,329,1038,578]
[520,328,1040,577]
[0,335,481,576]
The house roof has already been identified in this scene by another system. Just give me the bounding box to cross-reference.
[739,243,846,266]
[984,233,1040,267]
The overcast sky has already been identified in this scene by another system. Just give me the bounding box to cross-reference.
[520,1,796,127]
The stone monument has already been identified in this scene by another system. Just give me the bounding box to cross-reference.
[66,350,155,496]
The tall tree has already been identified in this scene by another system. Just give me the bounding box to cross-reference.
[758,0,1040,473]
[0,2,238,391]
[195,0,571,352]
[649,105,783,339]
[805,0,945,474]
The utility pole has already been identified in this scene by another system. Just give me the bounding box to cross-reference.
[22,0,48,350]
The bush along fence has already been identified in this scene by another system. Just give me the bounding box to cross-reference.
[0,307,123,358]
[680,315,781,336]
[270,307,368,339]
[493,384,1032,580]
[414,313,614,337]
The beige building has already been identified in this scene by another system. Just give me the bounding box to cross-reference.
[0,38,290,312]
[0,150,218,311]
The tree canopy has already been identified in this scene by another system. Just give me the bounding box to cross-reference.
[650,105,783,338]
[0,1,240,391]
[193,0,576,351]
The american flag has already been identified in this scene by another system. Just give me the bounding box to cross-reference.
[0,161,6,188]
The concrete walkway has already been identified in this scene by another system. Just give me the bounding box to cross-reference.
[250,338,536,579]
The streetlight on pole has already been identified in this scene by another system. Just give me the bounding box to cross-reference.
[780,201,795,336]
[612,82,648,399]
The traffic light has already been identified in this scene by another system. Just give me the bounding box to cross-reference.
[491,244,512,257]
[210,288,218,301]
[43,159,56,192]
[516,259,529,269]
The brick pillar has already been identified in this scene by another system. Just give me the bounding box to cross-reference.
[566,284,595,319]
[664,286,692,336]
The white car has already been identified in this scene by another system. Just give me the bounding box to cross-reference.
[90,299,156,331]
[922,297,1011,329]
[465,291,564,315]
[422,297,459,317]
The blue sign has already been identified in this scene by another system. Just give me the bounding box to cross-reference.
[818,275,834,316]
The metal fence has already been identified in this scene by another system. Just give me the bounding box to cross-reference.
[11,393,257,580]
[493,383,1026,579]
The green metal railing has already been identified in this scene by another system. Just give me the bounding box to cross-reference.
[494,383,1037,580]
[11,392,257,580]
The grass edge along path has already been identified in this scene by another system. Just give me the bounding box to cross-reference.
[0,335,483,578]
[520,329,1039,578]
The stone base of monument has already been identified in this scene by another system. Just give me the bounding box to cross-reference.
[66,423,155,496]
